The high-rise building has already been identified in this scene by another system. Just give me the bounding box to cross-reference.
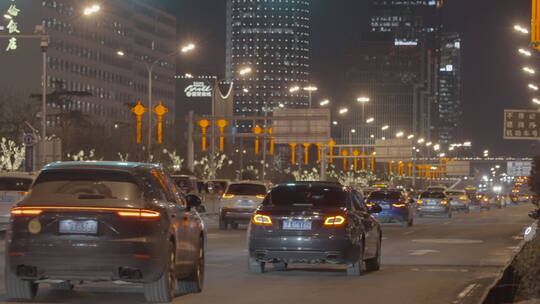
[437,32,463,144]
[0,0,177,130]
[225,0,311,120]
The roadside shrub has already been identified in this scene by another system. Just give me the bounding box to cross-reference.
[514,236,540,300]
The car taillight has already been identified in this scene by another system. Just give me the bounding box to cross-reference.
[19,191,28,196]
[255,195,265,199]
[392,203,406,208]
[440,200,449,205]
[324,215,346,226]
[366,202,375,207]
[459,195,468,200]
[252,213,272,226]
[11,208,42,216]
[416,200,424,204]
[222,194,235,199]
[117,209,160,218]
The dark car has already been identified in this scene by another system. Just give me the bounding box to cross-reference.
[416,191,452,217]
[6,162,206,303]
[247,182,382,276]
[367,190,414,227]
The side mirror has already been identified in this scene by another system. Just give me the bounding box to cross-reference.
[368,204,383,214]
[186,194,202,209]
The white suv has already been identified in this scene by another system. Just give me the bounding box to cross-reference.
[0,172,35,229]
[219,181,268,230]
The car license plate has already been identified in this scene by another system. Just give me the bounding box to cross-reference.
[283,220,312,230]
[238,200,252,206]
[59,220,98,234]
[380,204,390,209]
[427,200,437,206]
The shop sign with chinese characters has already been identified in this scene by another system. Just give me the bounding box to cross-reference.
[3,0,21,51]
[504,109,540,139]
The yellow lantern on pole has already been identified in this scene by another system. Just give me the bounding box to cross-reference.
[198,119,210,151]
[252,125,263,155]
[131,102,147,144]
[389,160,394,175]
[153,102,168,144]
[268,127,275,155]
[316,143,323,163]
[407,162,413,177]
[303,143,311,165]
[217,119,229,152]
[370,152,375,172]
[328,140,336,163]
[289,143,297,164]
[352,150,360,171]
[341,150,349,170]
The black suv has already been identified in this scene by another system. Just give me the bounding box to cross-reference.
[248,182,382,275]
[6,161,206,303]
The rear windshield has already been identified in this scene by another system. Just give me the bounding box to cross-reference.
[0,177,33,191]
[420,191,446,199]
[264,185,347,208]
[172,177,196,191]
[368,191,401,200]
[27,170,141,204]
[446,191,465,196]
[226,183,266,196]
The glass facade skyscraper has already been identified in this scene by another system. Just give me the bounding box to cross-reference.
[225,0,311,118]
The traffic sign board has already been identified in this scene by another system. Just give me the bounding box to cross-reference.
[504,109,540,139]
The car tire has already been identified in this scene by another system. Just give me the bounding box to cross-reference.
[273,262,288,271]
[248,257,265,274]
[365,238,381,272]
[5,268,38,301]
[50,281,74,291]
[346,244,364,276]
[144,242,177,303]
[231,222,239,230]
[219,216,228,230]
[178,238,204,295]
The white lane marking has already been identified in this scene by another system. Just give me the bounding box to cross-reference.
[513,235,524,240]
[412,239,483,244]
[457,283,477,298]
[402,230,415,235]
[408,249,440,256]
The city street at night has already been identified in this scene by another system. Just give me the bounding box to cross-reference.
[0,203,531,304]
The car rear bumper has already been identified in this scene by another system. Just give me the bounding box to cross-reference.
[374,211,409,222]
[416,206,450,214]
[221,208,255,222]
[249,235,356,264]
[7,238,167,283]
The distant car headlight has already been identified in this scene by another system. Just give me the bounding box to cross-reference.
[440,200,448,205]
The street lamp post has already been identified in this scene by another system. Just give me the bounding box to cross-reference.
[357,96,370,155]
[303,86,318,108]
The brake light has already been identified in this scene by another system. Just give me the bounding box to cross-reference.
[440,200,449,205]
[392,203,406,208]
[366,202,375,207]
[483,197,489,202]
[416,200,424,205]
[11,208,42,216]
[19,191,28,196]
[252,214,272,225]
[255,195,265,199]
[324,215,346,226]
[459,195,468,200]
[222,194,235,199]
[117,210,160,218]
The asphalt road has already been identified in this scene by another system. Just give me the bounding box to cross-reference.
[0,203,533,304]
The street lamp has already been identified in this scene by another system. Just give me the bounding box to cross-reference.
[417,138,425,144]
[523,66,536,74]
[357,97,370,103]
[396,131,404,138]
[529,84,539,91]
[181,43,196,53]
[116,50,125,57]
[533,98,540,105]
[519,48,532,56]
[83,4,101,16]
[407,134,415,139]
[289,86,300,93]
[303,86,318,108]
[366,117,375,124]
[320,99,330,106]
[332,121,338,125]
[426,141,433,147]
[238,67,252,76]
[339,107,349,115]
[433,144,440,151]
[514,25,529,34]
[243,88,249,93]
[381,125,389,131]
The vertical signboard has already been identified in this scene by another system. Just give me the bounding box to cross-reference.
[503,109,540,139]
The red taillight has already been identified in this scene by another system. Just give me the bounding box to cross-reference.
[11,208,43,216]
[117,210,160,218]
[392,203,407,208]
[252,213,273,226]
[324,215,346,226]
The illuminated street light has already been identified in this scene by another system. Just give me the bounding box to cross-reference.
[533,98,540,105]
[433,144,440,151]
[184,73,194,78]
[243,88,249,93]
[407,134,415,139]
[449,147,455,151]
[332,121,338,125]
[514,25,529,34]
[289,86,300,93]
[238,67,252,75]
[116,50,125,57]
[519,48,532,56]
[83,4,101,16]
[529,84,539,91]
[366,117,375,123]
[439,153,446,157]
[523,66,536,74]
[357,96,370,103]
[320,99,330,106]
[463,141,472,147]
[339,107,349,115]
[278,103,285,108]
[303,86,318,92]
[426,142,433,147]
[181,43,196,53]
[351,129,357,134]
[396,131,404,138]
[381,125,389,131]
[417,138,425,144]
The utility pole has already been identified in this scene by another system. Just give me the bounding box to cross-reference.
[187,111,195,173]
[320,145,327,181]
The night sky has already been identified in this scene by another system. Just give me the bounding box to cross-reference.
[156,0,535,157]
